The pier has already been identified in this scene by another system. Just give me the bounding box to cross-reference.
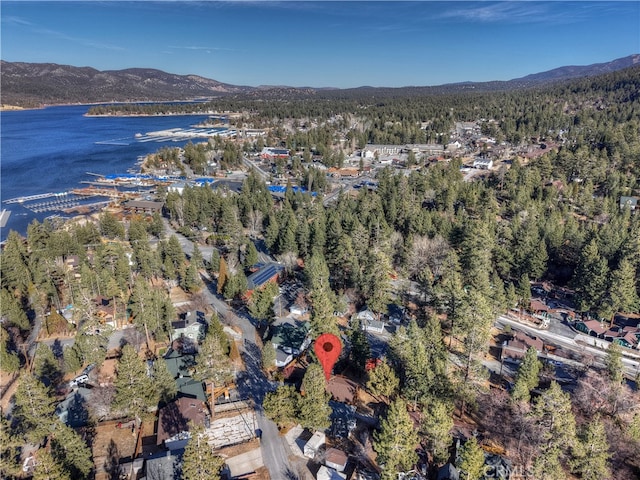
[0,209,11,228]
[4,192,68,204]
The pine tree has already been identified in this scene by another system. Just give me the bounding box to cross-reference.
[193,328,234,412]
[261,341,276,371]
[49,423,93,480]
[570,417,611,480]
[420,400,454,464]
[531,381,576,477]
[572,239,609,313]
[373,399,419,480]
[181,425,224,480]
[263,385,300,428]
[511,346,541,403]
[244,241,259,267]
[609,257,638,316]
[604,341,624,385]
[32,450,71,480]
[0,326,20,373]
[0,415,21,479]
[217,257,228,295]
[349,319,371,376]
[153,357,178,404]
[113,345,158,421]
[366,360,399,401]
[457,437,486,480]
[33,343,62,386]
[12,373,56,444]
[298,363,331,431]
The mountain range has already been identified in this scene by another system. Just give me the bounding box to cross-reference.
[1,54,639,108]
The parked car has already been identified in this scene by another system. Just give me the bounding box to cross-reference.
[69,374,89,388]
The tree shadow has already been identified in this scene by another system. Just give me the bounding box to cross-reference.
[51,339,64,358]
[104,439,122,480]
[67,391,90,428]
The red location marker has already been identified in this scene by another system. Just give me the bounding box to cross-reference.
[314,333,342,381]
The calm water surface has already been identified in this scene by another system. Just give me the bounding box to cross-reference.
[1,105,209,240]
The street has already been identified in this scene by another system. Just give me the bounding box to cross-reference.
[163,220,299,479]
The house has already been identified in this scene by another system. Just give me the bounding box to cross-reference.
[246,262,284,296]
[270,321,312,367]
[317,466,347,480]
[123,199,163,215]
[324,447,348,472]
[170,310,206,343]
[576,319,608,338]
[303,431,326,458]
[620,196,638,211]
[327,376,358,404]
[167,182,187,195]
[156,397,208,450]
[163,350,207,402]
[501,332,544,361]
[357,309,385,334]
[260,147,290,159]
[143,450,183,480]
[289,303,308,316]
[473,157,493,170]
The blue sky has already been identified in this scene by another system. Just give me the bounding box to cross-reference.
[2,1,639,88]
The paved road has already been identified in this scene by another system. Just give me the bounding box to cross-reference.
[496,315,640,379]
[163,220,297,478]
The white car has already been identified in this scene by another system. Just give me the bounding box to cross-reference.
[69,374,89,388]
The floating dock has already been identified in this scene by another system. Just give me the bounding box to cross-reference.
[0,209,11,228]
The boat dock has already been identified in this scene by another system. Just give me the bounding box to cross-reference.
[4,192,68,204]
[0,209,11,228]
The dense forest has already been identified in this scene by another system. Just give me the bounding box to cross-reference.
[1,65,640,480]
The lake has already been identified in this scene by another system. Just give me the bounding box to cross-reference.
[1,105,211,241]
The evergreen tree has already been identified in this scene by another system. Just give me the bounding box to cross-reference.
[366,360,400,401]
[32,450,71,480]
[193,328,234,411]
[298,363,331,431]
[570,417,611,480]
[244,241,259,267]
[572,239,609,313]
[261,341,276,371]
[33,343,62,387]
[609,257,638,316]
[113,345,158,421]
[349,318,370,376]
[0,326,20,373]
[0,415,21,479]
[190,244,204,270]
[217,257,229,295]
[604,341,624,385]
[153,357,178,404]
[454,290,493,416]
[181,425,224,480]
[511,346,542,403]
[208,249,220,276]
[531,381,576,478]
[263,385,300,428]
[12,373,56,444]
[373,399,419,480]
[457,437,486,480]
[420,400,454,464]
[49,423,93,480]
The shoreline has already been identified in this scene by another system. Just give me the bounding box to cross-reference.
[1,98,215,113]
